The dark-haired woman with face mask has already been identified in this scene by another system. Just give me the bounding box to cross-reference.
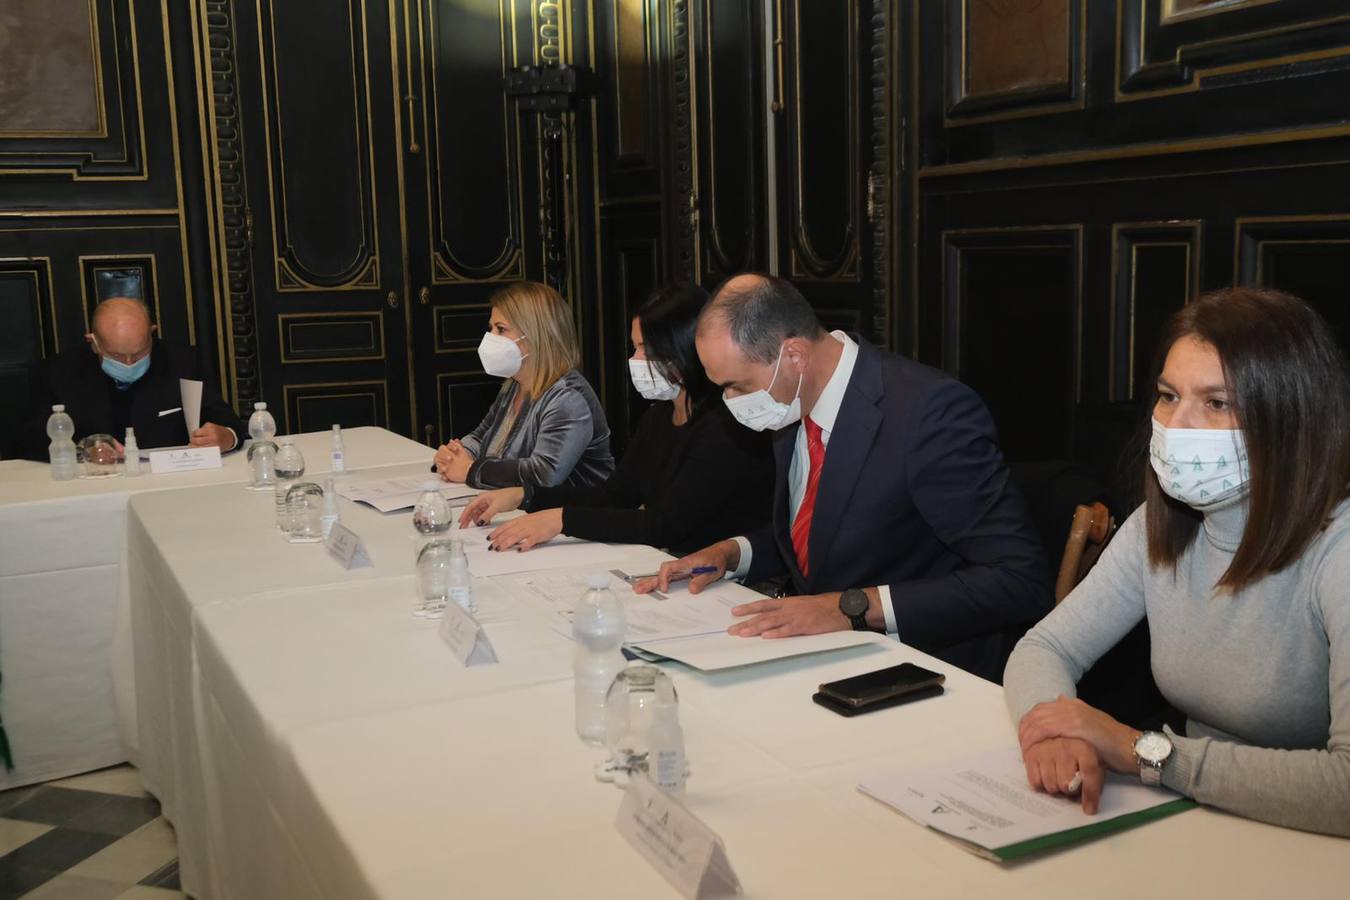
[458,285,773,556]
[1003,288,1350,837]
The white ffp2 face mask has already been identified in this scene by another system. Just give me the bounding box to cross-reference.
[628,358,681,401]
[478,332,526,378]
[722,344,802,432]
[1149,417,1250,509]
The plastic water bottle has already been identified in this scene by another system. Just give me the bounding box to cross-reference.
[573,574,627,747]
[650,696,686,795]
[330,424,346,474]
[447,539,475,614]
[248,401,276,443]
[273,439,306,531]
[321,476,340,538]
[411,480,452,558]
[47,405,76,481]
[123,427,142,477]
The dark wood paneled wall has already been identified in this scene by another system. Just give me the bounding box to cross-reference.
[908,0,1350,489]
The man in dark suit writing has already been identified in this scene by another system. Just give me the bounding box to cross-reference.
[12,296,244,460]
[638,274,1051,682]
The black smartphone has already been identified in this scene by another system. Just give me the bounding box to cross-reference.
[816,662,945,709]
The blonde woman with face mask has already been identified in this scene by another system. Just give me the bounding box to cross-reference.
[433,282,613,490]
[1004,288,1350,838]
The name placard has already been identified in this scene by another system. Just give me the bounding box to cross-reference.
[147,446,222,474]
[615,775,741,900]
[325,522,373,569]
[437,601,497,666]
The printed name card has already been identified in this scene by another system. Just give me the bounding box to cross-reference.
[615,775,742,900]
[325,522,373,569]
[437,601,497,666]
[147,446,222,474]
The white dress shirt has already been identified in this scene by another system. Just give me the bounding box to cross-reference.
[729,331,900,635]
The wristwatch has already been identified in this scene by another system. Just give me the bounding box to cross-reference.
[1133,730,1173,786]
[838,588,870,631]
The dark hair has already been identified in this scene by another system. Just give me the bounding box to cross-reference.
[1144,287,1350,590]
[700,273,823,364]
[634,284,716,411]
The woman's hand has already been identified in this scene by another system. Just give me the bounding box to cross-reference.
[434,440,473,483]
[458,487,525,528]
[1021,737,1106,814]
[1018,695,1140,774]
[487,508,563,552]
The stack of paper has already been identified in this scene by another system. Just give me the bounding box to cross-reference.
[859,747,1195,861]
[338,476,482,512]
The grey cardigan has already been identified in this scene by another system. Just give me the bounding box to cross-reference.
[1004,494,1350,837]
[459,369,614,490]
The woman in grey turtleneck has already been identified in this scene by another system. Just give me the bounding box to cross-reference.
[1004,287,1350,838]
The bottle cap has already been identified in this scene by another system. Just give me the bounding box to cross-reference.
[585,574,610,590]
[125,427,136,439]
[52,404,65,412]
[421,480,443,493]
[255,402,267,410]
[332,423,341,433]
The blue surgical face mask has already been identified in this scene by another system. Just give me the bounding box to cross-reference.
[101,353,151,386]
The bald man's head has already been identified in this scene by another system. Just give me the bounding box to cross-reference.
[697,272,822,365]
[87,297,154,364]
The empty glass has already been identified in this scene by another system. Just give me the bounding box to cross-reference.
[246,440,278,491]
[601,665,679,786]
[285,482,326,543]
[79,433,122,479]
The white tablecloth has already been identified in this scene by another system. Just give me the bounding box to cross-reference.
[120,472,1350,899]
[0,427,433,789]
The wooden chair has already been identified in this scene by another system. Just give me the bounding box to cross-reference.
[1054,501,1116,604]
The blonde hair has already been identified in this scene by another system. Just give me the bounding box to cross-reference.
[491,281,580,399]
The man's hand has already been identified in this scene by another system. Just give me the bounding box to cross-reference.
[727,593,851,638]
[1021,737,1106,814]
[486,508,563,552]
[633,540,739,595]
[1017,695,1140,774]
[190,423,236,450]
[459,487,525,527]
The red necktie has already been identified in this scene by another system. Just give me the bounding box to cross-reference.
[791,417,825,577]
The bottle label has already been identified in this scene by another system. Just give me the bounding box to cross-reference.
[332,451,345,472]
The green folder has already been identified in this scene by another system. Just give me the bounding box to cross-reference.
[941,798,1197,862]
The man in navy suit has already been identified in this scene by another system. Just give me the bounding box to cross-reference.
[639,274,1051,682]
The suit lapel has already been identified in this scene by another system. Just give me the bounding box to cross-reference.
[806,342,884,590]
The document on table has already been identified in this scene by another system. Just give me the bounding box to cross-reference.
[338,475,482,512]
[493,566,747,641]
[858,747,1195,862]
[631,630,880,671]
[179,379,203,433]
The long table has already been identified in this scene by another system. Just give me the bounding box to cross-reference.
[0,427,433,789]
[121,457,1350,898]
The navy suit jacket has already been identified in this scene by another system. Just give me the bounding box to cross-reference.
[12,338,244,461]
[744,339,1051,682]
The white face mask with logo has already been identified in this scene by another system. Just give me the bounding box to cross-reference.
[478,332,527,378]
[722,343,802,432]
[628,358,681,401]
[1149,417,1250,509]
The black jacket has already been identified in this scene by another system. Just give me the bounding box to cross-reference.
[11,338,244,461]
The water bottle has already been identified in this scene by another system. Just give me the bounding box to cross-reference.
[649,695,686,795]
[248,401,276,444]
[123,427,142,477]
[411,480,452,559]
[47,405,76,481]
[273,439,306,532]
[573,574,627,747]
[447,539,475,614]
[320,476,340,539]
[330,424,346,474]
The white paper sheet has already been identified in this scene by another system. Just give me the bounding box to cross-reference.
[179,379,203,434]
[493,566,757,642]
[632,630,881,671]
[858,747,1187,859]
[466,542,631,579]
[338,475,482,512]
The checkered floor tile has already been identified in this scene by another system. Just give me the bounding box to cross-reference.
[0,766,182,899]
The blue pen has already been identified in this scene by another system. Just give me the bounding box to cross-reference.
[687,565,718,576]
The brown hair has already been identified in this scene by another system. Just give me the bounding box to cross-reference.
[489,281,580,400]
[1144,287,1350,590]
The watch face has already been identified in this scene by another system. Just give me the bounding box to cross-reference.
[1135,731,1172,764]
[839,590,868,617]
